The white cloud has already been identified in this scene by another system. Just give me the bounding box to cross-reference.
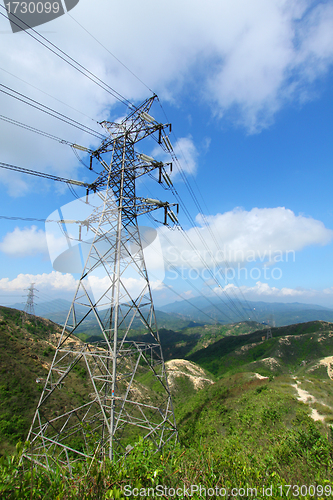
[0,226,48,257]
[212,281,333,307]
[0,271,164,307]
[151,135,198,179]
[160,207,333,268]
[0,0,332,195]
[173,136,198,176]
[0,271,78,292]
[0,225,66,258]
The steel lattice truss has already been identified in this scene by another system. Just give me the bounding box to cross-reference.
[23,96,178,469]
[23,283,37,325]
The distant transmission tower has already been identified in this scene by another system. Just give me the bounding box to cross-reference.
[24,96,178,469]
[266,314,274,340]
[23,283,38,325]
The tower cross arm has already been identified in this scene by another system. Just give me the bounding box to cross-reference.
[134,198,179,225]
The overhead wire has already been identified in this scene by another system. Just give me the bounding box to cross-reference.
[144,219,235,323]
[68,14,155,95]
[154,168,250,321]
[0,83,105,140]
[0,5,135,108]
[157,98,258,322]
[0,113,88,146]
[172,166,256,321]
[0,7,257,323]
[0,215,47,222]
[140,182,237,322]
[0,66,100,125]
[0,161,92,188]
[0,114,100,174]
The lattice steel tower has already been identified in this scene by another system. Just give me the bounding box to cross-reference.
[23,283,37,325]
[24,96,178,468]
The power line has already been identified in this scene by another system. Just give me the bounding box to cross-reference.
[0,66,100,125]
[0,83,105,140]
[0,161,93,188]
[0,215,47,222]
[139,222,234,323]
[68,13,155,95]
[139,187,238,322]
[0,6,135,108]
[0,114,92,147]
[156,98,258,322]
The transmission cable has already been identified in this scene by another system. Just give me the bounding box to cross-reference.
[0,84,105,140]
[135,223,233,324]
[160,177,248,322]
[0,114,93,148]
[140,172,248,321]
[146,223,235,323]
[157,98,258,322]
[68,14,155,95]
[0,161,93,188]
[141,183,238,322]
[0,66,100,125]
[171,164,255,322]
[172,146,258,321]
[0,6,135,108]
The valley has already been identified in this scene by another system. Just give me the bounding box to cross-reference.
[1,305,333,498]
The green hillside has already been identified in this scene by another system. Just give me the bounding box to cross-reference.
[2,369,333,498]
[0,306,95,455]
[2,308,333,497]
[188,320,333,377]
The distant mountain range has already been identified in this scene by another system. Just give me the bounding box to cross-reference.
[10,296,333,331]
[159,297,333,326]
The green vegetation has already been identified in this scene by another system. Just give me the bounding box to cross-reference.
[189,320,333,378]
[77,321,265,359]
[0,307,91,455]
[1,306,333,498]
[2,374,333,498]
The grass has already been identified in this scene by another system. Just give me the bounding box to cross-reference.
[2,371,333,498]
[2,307,333,497]
[0,307,92,455]
[188,321,333,379]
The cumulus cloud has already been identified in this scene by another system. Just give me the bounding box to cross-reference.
[0,226,66,258]
[0,271,78,292]
[151,135,198,179]
[173,136,198,176]
[160,207,333,268]
[0,0,333,195]
[0,226,48,257]
[212,281,333,306]
[0,270,164,307]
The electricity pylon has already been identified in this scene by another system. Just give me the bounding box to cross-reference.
[23,96,178,469]
[265,314,275,340]
[23,283,38,325]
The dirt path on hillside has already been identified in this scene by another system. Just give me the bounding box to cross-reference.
[291,379,326,422]
[319,356,333,379]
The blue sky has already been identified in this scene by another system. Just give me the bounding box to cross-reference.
[0,0,333,310]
